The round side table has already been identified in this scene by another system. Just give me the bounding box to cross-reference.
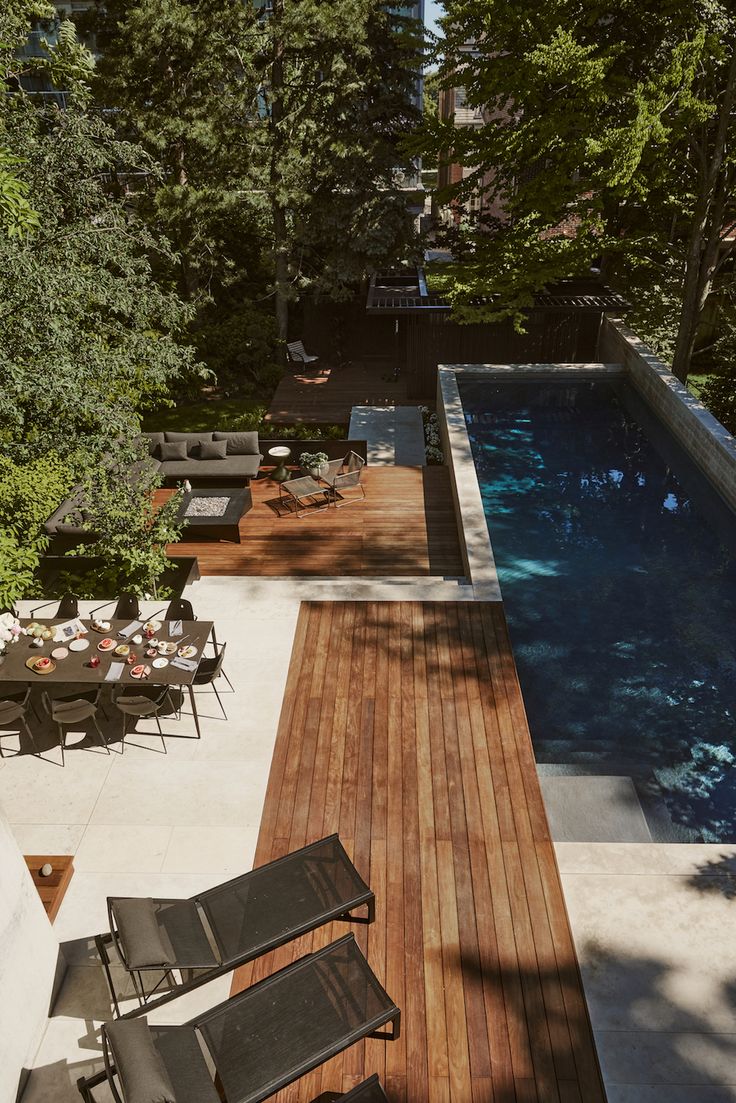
[268,445,292,483]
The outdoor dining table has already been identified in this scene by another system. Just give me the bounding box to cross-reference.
[0,618,214,740]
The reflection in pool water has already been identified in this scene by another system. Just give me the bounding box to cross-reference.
[462,376,736,841]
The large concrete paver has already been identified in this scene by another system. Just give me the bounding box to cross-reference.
[558,842,736,1100]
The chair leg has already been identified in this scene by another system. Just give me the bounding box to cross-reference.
[57,724,65,767]
[22,717,39,754]
[212,682,227,720]
[121,714,127,753]
[155,713,167,755]
[93,715,109,755]
[221,668,234,692]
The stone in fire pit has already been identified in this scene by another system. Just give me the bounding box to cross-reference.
[184,496,230,518]
[175,487,253,543]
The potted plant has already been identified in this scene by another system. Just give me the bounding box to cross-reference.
[299,451,329,478]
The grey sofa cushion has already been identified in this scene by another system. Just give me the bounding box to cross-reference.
[160,441,188,462]
[105,1018,176,1103]
[113,897,175,970]
[164,431,213,458]
[213,430,260,456]
[199,439,227,460]
[142,432,165,458]
[55,522,87,537]
[160,455,261,478]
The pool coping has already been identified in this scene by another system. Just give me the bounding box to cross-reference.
[436,362,625,598]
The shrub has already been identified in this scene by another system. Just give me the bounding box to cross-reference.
[0,454,74,608]
[67,451,184,598]
[700,371,736,435]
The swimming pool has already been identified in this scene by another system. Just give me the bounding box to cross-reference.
[461,374,736,842]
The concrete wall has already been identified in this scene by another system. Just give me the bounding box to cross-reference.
[598,317,736,513]
[0,803,60,1103]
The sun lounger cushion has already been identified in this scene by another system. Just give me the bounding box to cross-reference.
[113,898,176,970]
[106,1018,176,1103]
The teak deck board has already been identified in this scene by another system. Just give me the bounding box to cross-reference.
[24,855,74,923]
[232,602,606,1103]
[158,466,464,578]
[267,362,409,425]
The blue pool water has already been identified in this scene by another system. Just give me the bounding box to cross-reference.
[461,375,736,841]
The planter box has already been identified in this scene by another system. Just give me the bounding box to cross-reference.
[35,555,200,598]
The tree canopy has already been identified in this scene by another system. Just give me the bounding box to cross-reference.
[422,1,736,384]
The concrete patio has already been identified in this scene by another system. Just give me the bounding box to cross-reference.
[2,580,736,1101]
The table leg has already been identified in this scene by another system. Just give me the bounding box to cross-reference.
[188,685,202,740]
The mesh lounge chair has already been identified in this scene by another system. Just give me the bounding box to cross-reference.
[316,1074,389,1103]
[321,451,366,508]
[286,339,319,367]
[97,834,375,1018]
[78,935,399,1103]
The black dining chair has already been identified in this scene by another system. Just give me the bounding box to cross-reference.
[112,594,141,622]
[42,688,109,766]
[56,593,80,619]
[192,642,232,720]
[164,597,195,622]
[0,688,38,758]
[113,686,177,754]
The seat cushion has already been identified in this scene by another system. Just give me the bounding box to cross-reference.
[199,439,227,460]
[105,1018,177,1103]
[213,430,260,456]
[112,897,176,970]
[161,455,260,478]
[160,441,188,462]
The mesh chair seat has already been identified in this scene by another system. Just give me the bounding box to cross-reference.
[88,937,399,1103]
[98,835,374,1018]
[198,936,397,1103]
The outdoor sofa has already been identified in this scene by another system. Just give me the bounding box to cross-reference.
[97,834,375,1018]
[77,934,399,1103]
[42,431,263,545]
[143,430,263,484]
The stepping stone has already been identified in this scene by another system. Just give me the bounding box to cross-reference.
[348,405,425,466]
[540,775,652,842]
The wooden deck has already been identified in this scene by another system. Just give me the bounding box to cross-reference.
[232,602,606,1103]
[160,467,464,578]
[267,362,410,424]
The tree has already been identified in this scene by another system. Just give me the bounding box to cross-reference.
[421,1,736,383]
[86,0,424,343]
[0,9,202,599]
[0,104,203,466]
[263,0,423,329]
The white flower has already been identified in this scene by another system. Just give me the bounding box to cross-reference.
[0,612,16,630]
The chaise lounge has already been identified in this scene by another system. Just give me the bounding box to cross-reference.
[97,835,374,1018]
[78,935,399,1103]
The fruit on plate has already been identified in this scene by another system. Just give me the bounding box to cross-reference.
[131,664,146,677]
[35,656,51,669]
[114,644,130,656]
[98,638,114,650]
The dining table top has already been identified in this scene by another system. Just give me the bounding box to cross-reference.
[0,617,213,688]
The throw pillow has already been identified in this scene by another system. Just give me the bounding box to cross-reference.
[160,441,188,461]
[105,1019,177,1103]
[213,430,260,455]
[200,439,228,460]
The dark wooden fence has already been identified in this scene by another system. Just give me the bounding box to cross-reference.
[300,298,604,401]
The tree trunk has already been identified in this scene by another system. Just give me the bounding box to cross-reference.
[270,1,288,342]
[672,47,736,383]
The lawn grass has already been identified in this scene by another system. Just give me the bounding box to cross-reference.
[687,373,713,400]
[142,397,265,433]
